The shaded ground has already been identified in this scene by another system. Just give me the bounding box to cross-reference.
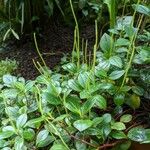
[0,24,95,79]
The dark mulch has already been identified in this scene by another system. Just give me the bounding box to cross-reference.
[0,23,95,80]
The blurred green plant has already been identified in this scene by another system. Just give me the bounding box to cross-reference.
[0,0,64,41]
[0,59,17,83]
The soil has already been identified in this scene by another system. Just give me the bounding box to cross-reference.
[0,23,95,80]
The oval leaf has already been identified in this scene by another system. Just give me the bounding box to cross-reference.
[73,120,93,132]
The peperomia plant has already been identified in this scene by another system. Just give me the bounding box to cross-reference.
[0,1,150,150]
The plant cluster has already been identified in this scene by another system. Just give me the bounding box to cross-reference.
[0,0,64,41]
[0,4,150,149]
[0,0,149,150]
[0,59,17,83]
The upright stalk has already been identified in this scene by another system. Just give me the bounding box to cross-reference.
[69,0,80,69]
[120,4,143,88]
[92,20,98,70]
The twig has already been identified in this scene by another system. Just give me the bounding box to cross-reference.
[70,135,97,148]
[98,140,126,150]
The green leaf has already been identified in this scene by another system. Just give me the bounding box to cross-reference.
[64,95,81,115]
[0,131,14,140]
[38,135,54,148]
[93,117,103,127]
[98,82,114,90]
[103,124,112,138]
[3,75,17,87]
[109,70,125,80]
[103,113,112,123]
[68,79,82,92]
[114,93,125,106]
[120,114,132,123]
[78,72,90,88]
[93,95,107,110]
[62,63,77,73]
[0,140,8,148]
[25,117,45,127]
[52,114,69,122]
[36,129,52,147]
[73,120,93,132]
[5,106,19,119]
[11,29,20,40]
[80,90,91,99]
[129,94,141,109]
[109,56,123,68]
[112,141,131,150]
[132,86,144,96]
[100,33,111,52]
[16,114,27,128]
[43,92,61,105]
[23,129,35,141]
[132,4,150,16]
[124,25,137,38]
[141,129,150,144]
[111,131,127,139]
[50,144,68,150]
[97,59,110,70]
[95,69,107,78]
[2,126,15,132]
[3,29,11,41]
[128,127,147,142]
[111,122,126,131]
[14,136,24,150]
[81,99,96,115]
[115,38,130,46]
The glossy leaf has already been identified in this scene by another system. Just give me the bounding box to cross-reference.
[64,95,81,115]
[14,136,24,150]
[115,38,130,46]
[100,33,111,52]
[81,99,96,115]
[132,4,150,16]
[128,127,147,142]
[36,129,51,147]
[25,117,45,127]
[120,114,132,123]
[43,92,61,105]
[78,72,90,88]
[132,86,144,96]
[94,95,107,110]
[112,141,131,150]
[16,114,27,128]
[68,79,82,92]
[109,56,123,68]
[23,129,35,141]
[114,93,125,106]
[103,113,111,123]
[111,131,127,139]
[73,120,93,132]
[111,122,126,131]
[62,63,77,73]
[0,131,14,140]
[50,144,68,150]
[109,70,125,80]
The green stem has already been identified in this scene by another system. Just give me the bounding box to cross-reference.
[69,0,80,69]
[46,119,70,150]
[34,33,47,67]
[92,20,98,71]
[121,11,143,88]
